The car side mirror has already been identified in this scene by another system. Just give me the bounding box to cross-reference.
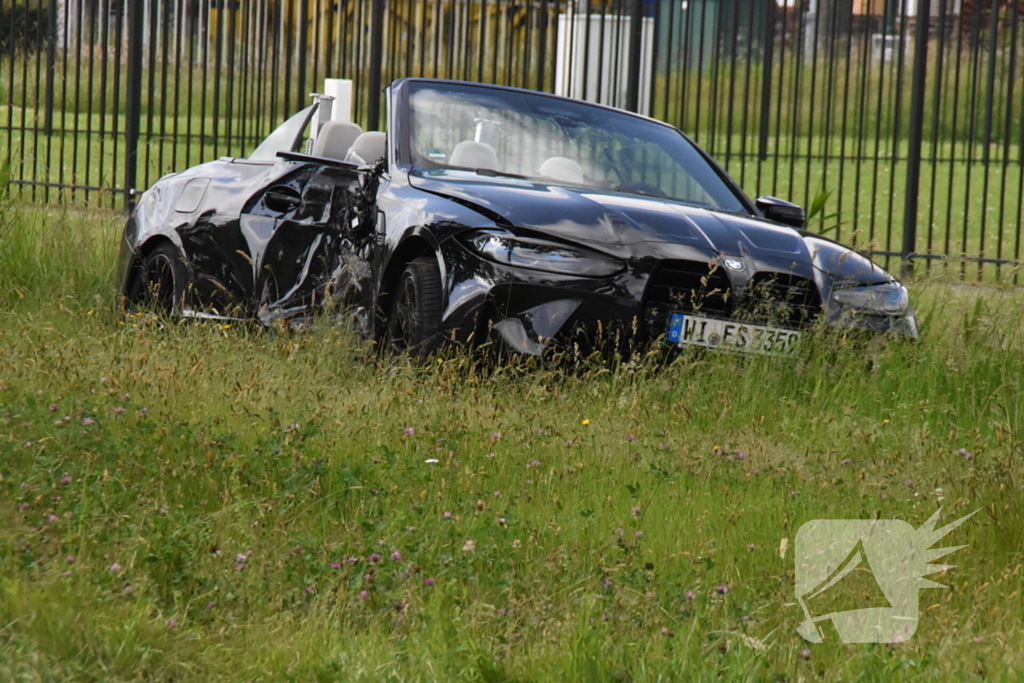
[756,196,805,229]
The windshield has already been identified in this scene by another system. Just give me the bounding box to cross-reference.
[249,105,316,161]
[403,82,748,213]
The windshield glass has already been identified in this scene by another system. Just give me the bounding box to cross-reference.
[403,82,747,213]
[249,105,316,161]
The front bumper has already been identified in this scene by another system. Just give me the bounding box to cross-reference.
[438,240,918,357]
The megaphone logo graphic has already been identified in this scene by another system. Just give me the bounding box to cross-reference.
[794,508,977,643]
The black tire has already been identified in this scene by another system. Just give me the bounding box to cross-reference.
[126,242,188,314]
[386,257,444,357]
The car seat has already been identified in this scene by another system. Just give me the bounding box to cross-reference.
[312,121,363,160]
[538,156,584,185]
[346,132,387,165]
[449,141,499,171]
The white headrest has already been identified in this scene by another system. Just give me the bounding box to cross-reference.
[538,156,584,185]
[449,141,498,171]
[345,131,387,165]
[312,121,363,160]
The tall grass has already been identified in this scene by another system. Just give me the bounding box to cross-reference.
[0,205,1022,679]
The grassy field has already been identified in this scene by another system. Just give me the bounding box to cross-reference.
[1,203,1023,680]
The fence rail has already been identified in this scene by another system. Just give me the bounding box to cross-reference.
[2,0,1023,279]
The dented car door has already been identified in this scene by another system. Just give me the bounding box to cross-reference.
[244,162,376,325]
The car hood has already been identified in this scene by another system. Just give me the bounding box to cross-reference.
[409,171,894,284]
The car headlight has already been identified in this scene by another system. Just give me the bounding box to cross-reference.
[465,230,624,278]
[831,282,909,316]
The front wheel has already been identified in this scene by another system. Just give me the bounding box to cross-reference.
[127,243,188,314]
[385,257,444,357]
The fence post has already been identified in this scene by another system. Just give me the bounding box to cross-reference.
[44,0,57,137]
[625,0,644,113]
[758,0,775,162]
[297,0,309,113]
[123,0,145,213]
[536,0,548,92]
[367,0,385,132]
[901,0,930,278]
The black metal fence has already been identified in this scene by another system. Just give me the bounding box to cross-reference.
[2,0,1023,278]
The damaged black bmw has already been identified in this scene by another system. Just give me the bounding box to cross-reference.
[117,78,917,357]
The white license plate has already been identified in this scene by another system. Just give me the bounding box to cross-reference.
[667,313,801,355]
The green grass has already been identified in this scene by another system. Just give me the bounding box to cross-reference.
[1,204,1024,680]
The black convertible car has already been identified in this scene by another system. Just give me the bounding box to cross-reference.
[117,78,917,356]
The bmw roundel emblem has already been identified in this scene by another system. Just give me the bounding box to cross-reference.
[725,258,744,271]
